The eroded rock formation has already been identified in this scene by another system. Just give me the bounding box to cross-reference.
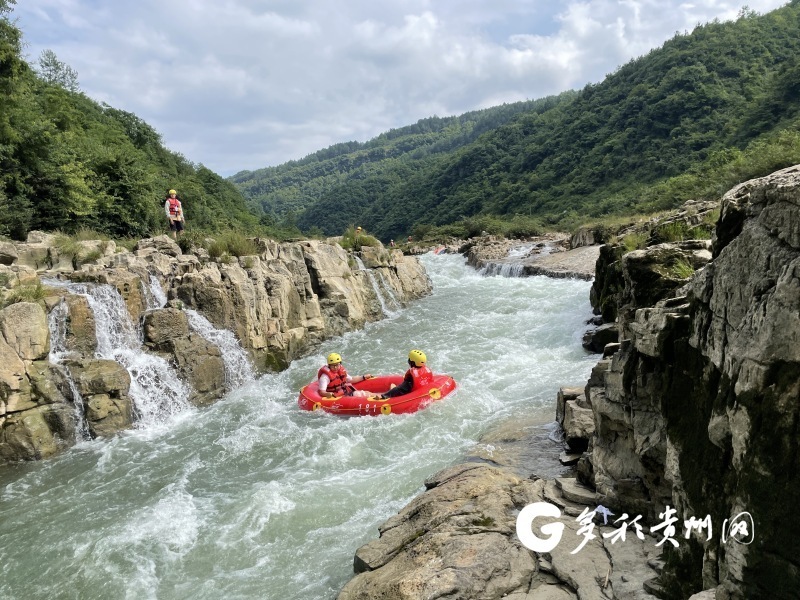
[573,165,800,598]
[0,234,431,464]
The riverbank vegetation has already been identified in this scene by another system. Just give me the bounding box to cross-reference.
[0,1,298,242]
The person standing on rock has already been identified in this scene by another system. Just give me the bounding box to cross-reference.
[376,349,432,399]
[318,353,373,398]
[164,189,185,240]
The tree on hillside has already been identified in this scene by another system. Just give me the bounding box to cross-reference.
[36,49,80,92]
[0,0,33,239]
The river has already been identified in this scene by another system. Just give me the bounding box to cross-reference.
[0,253,596,600]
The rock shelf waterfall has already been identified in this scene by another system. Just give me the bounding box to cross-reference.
[50,281,193,425]
[1,254,595,600]
[355,256,397,317]
[47,299,90,441]
[185,309,255,388]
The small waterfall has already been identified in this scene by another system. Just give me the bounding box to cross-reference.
[149,275,255,389]
[143,275,168,309]
[479,243,558,277]
[46,280,192,426]
[185,309,255,388]
[480,262,526,277]
[355,257,397,317]
[83,285,191,424]
[47,299,90,440]
[507,244,534,259]
[48,299,68,359]
[376,270,403,312]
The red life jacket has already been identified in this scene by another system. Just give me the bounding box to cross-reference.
[408,365,433,390]
[168,197,182,218]
[318,365,349,396]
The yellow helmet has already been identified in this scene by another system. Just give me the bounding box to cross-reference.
[408,349,426,367]
[327,352,342,366]
[168,189,177,195]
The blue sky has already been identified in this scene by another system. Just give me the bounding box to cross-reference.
[11,1,789,176]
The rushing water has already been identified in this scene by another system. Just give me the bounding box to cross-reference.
[185,309,256,389]
[354,257,398,318]
[0,254,595,600]
[47,298,90,441]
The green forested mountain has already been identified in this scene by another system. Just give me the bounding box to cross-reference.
[0,1,258,241]
[229,96,573,229]
[233,1,800,240]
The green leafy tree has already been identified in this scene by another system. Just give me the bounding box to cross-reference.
[36,49,80,92]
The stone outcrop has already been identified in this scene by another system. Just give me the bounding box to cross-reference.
[570,226,603,249]
[0,241,18,265]
[142,308,226,406]
[173,239,429,370]
[340,418,662,600]
[0,302,77,461]
[570,165,800,598]
[67,359,133,437]
[589,199,718,327]
[12,231,117,273]
[581,322,619,353]
[0,233,432,464]
[616,241,711,338]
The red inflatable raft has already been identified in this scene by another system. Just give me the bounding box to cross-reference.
[298,374,457,416]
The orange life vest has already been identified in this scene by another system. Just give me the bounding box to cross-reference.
[318,365,350,396]
[168,197,182,218]
[408,365,433,390]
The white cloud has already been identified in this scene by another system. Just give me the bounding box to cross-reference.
[11,0,790,175]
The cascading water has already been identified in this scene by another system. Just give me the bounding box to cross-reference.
[146,274,168,309]
[45,280,192,426]
[479,242,556,277]
[146,275,255,388]
[46,299,90,440]
[1,254,596,600]
[376,270,402,312]
[355,256,397,318]
[185,309,255,388]
[480,262,526,277]
[507,243,535,259]
[85,284,191,423]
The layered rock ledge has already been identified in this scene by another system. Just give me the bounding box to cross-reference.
[339,417,662,600]
[464,234,601,280]
[0,235,430,463]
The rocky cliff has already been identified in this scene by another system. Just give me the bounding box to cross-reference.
[0,234,431,463]
[577,165,800,599]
